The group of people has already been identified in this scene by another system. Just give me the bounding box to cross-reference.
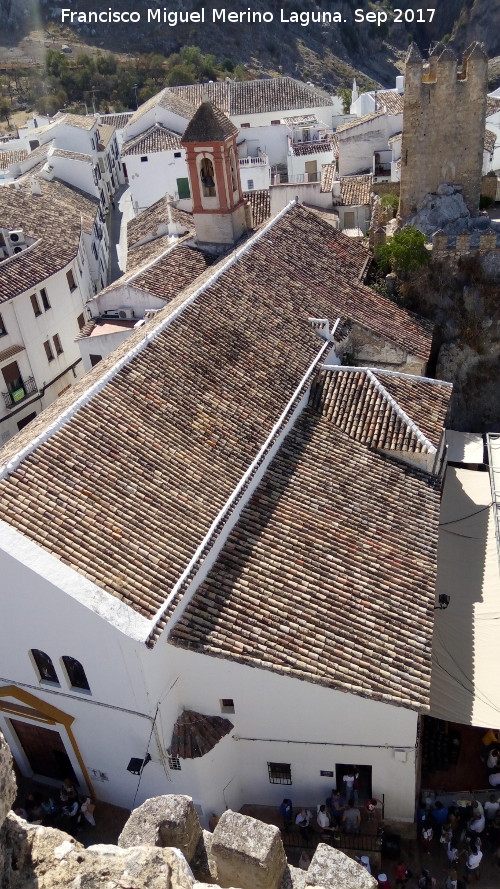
[278,778,383,842]
[418,792,500,885]
[15,777,96,837]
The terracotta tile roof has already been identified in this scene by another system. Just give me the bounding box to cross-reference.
[169,395,442,710]
[130,243,216,300]
[52,149,93,163]
[0,343,24,362]
[97,122,115,148]
[486,97,500,118]
[339,174,373,206]
[172,77,332,116]
[182,102,238,143]
[291,139,334,156]
[57,112,97,131]
[99,112,133,130]
[336,110,385,134]
[243,190,271,227]
[128,198,193,247]
[375,90,404,115]
[0,149,27,170]
[121,123,182,157]
[169,710,233,759]
[320,163,335,193]
[125,89,197,130]
[0,205,432,632]
[0,179,98,303]
[282,113,320,126]
[311,367,451,454]
[484,129,497,153]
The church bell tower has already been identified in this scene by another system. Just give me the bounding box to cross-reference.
[181,101,248,247]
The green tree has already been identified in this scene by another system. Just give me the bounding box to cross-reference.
[375,226,429,277]
[380,193,399,214]
[0,97,12,126]
[166,64,195,87]
[233,64,249,81]
[338,88,352,115]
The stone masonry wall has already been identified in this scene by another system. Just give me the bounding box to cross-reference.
[399,42,488,218]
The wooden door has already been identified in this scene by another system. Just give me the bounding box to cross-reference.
[9,719,77,782]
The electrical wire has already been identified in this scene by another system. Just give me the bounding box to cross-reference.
[439,504,491,527]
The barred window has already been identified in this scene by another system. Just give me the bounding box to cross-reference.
[168,752,182,771]
[268,762,292,785]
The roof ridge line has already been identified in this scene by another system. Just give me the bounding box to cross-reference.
[0,199,298,482]
[366,369,436,453]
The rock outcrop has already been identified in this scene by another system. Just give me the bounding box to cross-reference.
[0,731,376,889]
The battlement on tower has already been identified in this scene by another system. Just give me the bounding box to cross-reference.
[400,42,488,219]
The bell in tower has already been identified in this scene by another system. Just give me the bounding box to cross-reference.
[181,101,248,248]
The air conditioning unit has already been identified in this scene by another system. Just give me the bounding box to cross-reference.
[9,229,25,245]
[13,246,24,254]
[118,308,134,320]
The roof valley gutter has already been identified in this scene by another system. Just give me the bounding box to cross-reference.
[0,199,298,481]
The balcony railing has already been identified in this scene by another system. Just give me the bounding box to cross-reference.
[239,155,268,166]
[2,375,37,409]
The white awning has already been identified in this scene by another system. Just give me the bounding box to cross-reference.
[430,466,500,729]
[445,430,484,465]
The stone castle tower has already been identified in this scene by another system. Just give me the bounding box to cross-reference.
[399,41,488,218]
[181,101,248,247]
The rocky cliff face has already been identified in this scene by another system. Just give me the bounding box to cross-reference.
[1,1,497,90]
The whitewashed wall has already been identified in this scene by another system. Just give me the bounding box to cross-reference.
[125,150,189,211]
[338,114,403,177]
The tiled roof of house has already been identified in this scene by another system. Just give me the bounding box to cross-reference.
[52,149,93,163]
[486,96,500,118]
[172,77,332,116]
[320,162,335,193]
[336,110,385,134]
[99,112,133,130]
[170,710,233,759]
[57,112,97,131]
[243,189,271,227]
[311,367,451,453]
[182,102,238,143]
[290,139,334,156]
[121,123,182,157]
[388,132,402,145]
[169,382,444,710]
[0,205,432,635]
[282,113,320,126]
[125,89,198,130]
[97,122,115,148]
[130,243,216,299]
[128,197,193,247]
[0,149,27,169]
[375,90,404,115]
[0,179,98,303]
[484,129,497,153]
[339,174,373,206]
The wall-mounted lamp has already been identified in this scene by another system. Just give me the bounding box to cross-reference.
[126,753,151,775]
[434,594,450,611]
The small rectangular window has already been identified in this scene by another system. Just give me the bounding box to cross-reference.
[66,269,77,291]
[168,752,182,771]
[0,313,6,336]
[174,151,181,158]
[271,120,281,126]
[220,698,235,714]
[320,770,334,778]
[240,123,250,128]
[140,156,148,163]
[40,288,50,311]
[53,334,63,355]
[30,293,41,317]
[77,312,85,330]
[177,177,190,199]
[43,339,54,362]
[268,762,292,785]
[247,179,254,190]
